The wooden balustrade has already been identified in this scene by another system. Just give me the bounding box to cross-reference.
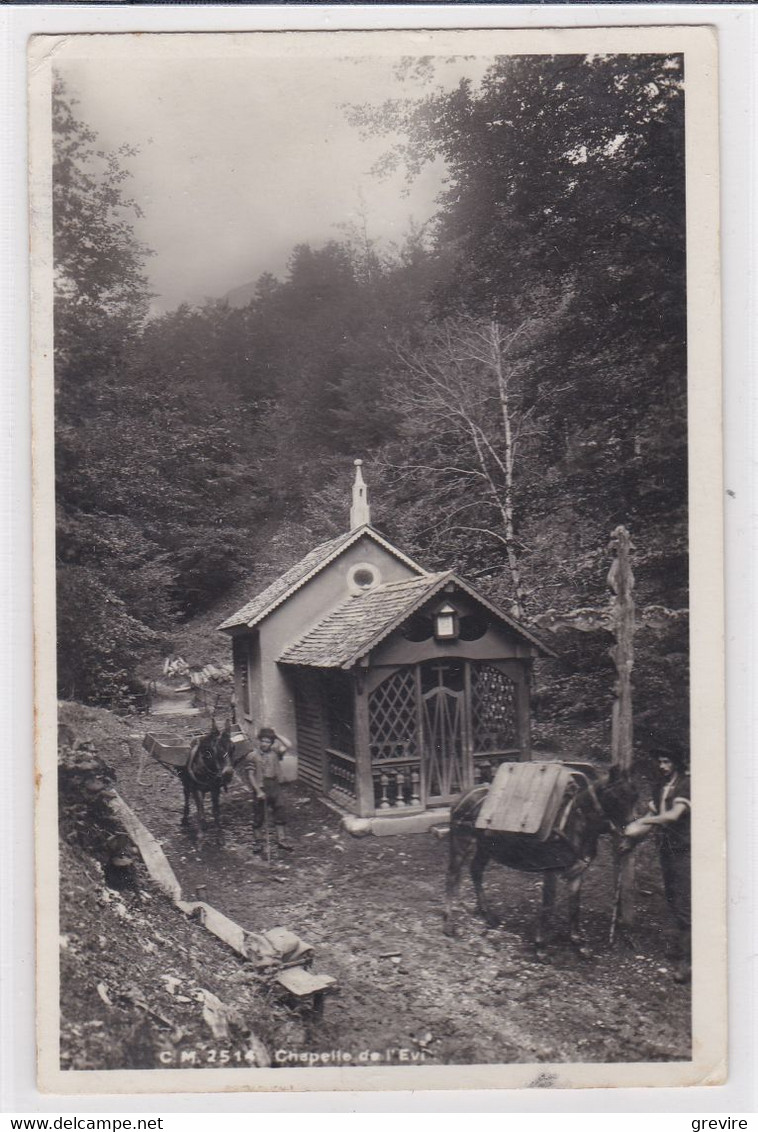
[325,747,521,816]
[325,748,358,808]
[368,752,518,810]
[472,749,520,784]
[373,761,421,810]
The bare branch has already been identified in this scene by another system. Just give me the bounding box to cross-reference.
[449,524,513,549]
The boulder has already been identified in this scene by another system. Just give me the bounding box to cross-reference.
[342,815,372,838]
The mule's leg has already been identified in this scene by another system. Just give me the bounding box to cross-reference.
[444,831,474,937]
[567,863,591,958]
[194,789,206,831]
[471,843,500,928]
[211,787,224,841]
[181,782,191,827]
[535,871,557,960]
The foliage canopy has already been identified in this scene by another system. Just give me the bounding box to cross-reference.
[53,57,688,752]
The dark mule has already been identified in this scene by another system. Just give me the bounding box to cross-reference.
[178,719,235,839]
[444,763,635,958]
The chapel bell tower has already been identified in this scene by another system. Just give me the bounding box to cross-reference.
[350,459,371,530]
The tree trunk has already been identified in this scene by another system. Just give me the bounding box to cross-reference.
[490,320,527,619]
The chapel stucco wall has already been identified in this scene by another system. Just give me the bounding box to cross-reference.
[233,534,421,778]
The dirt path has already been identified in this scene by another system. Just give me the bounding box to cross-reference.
[64,704,691,1068]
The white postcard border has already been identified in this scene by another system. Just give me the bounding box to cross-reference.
[26,21,726,1099]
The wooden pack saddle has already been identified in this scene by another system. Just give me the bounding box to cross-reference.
[143,729,252,771]
[475,761,580,839]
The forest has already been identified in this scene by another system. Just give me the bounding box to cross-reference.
[53,54,689,758]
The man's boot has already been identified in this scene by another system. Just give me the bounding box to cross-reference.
[250,799,264,854]
[276,824,293,851]
[672,958,691,984]
[672,929,691,983]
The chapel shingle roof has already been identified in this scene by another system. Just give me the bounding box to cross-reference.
[277,573,450,668]
[217,525,426,632]
[218,531,353,631]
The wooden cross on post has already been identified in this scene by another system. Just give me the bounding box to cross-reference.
[607,526,637,932]
[534,525,637,932]
[607,525,635,774]
[533,529,636,748]
[534,525,688,934]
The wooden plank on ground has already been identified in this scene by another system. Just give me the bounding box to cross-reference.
[275,967,335,998]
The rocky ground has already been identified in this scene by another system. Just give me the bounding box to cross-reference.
[57,701,691,1074]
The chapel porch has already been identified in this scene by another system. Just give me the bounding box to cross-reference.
[287,654,533,820]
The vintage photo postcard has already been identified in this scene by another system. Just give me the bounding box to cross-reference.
[30,26,724,1094]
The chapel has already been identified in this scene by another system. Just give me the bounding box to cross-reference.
[219,462,551,819]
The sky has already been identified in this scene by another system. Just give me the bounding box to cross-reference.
[58,47,488,314]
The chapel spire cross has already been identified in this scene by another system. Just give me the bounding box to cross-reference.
[350,459,371,530]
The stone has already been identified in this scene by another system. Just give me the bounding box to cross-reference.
[342,815,372,838]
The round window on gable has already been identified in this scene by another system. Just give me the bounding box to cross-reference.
[347,562,381,595]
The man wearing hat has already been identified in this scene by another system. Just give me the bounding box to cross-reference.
[238,727,294,852]
[624,747,691,983]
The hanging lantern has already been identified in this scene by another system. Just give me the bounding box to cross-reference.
[434,602,459,641]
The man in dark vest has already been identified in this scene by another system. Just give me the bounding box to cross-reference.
[624,746,691,983]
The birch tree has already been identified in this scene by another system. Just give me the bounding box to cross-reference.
[389,314,544,619]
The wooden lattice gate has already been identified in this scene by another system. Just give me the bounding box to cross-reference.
[367,660,525,810]
[421,667,466,803]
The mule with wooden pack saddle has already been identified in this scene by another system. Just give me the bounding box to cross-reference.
[444,760,636,959]
[144,719,237,841]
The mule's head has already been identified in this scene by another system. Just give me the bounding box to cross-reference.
[214,722,236,786]
[594,765,637,833]
[195,723,234,785]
